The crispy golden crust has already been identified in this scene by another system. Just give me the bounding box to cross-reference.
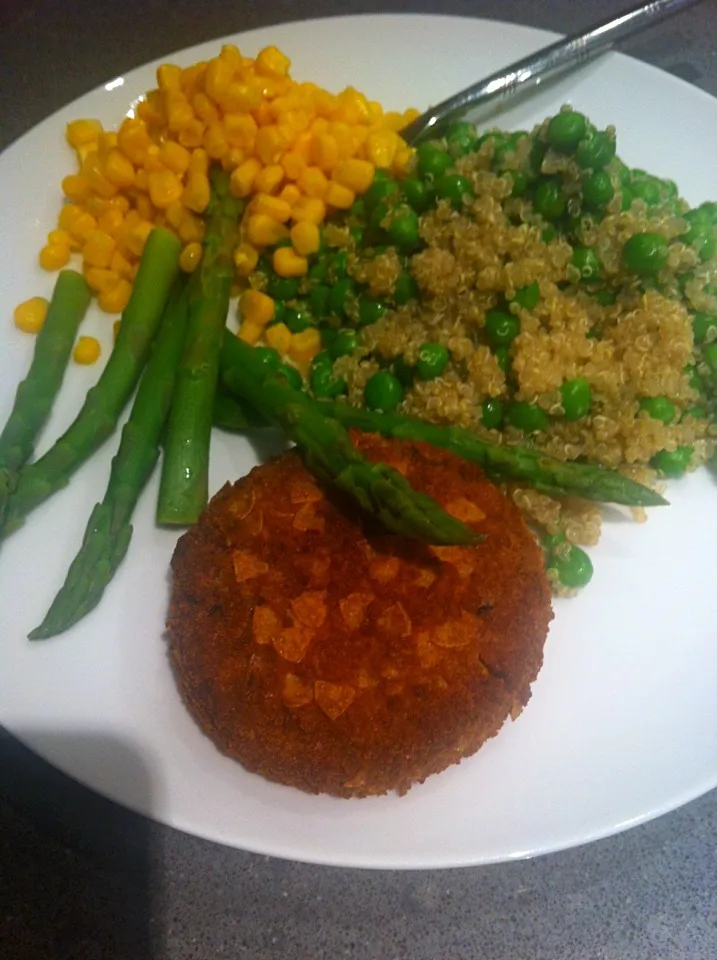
[167,434,553,798]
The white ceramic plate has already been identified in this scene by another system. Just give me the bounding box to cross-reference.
[1,15,717,870]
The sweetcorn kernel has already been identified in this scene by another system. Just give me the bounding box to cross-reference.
[83,229,116,269]
[230,158,262,198]
[289,327,321,363]
[73,336,101,364]
[39,244,70,271]
[238,320,264,345]
[273,246,308,277]
[246,213,289,247]
[240,289,275,327]
[332,157,374,194]
[98,279,132,313]
[13,297,48,334]
[252,194,292,222]
[179,242,203,273]
[290,220,320,256]
[253,164,284,195]
[265,321,292,354]
[325,181,355,209]
[233,243,260,276]
[290,196,326,225]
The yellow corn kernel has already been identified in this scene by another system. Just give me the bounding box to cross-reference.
[179,242,203,273]
[289,327,321,364]
[245,213,288,247]
[230,157,262,198]
[277,185,301,209]
[182,171,211,213]
[83,229,116,268]
[332,157,375,195]
[178,118,206,149]
[84,266,119,293]
[148,170,183,210]
[73,336,101,364]
[192,92,219,127]
[39,244,70,271]
[281,151,307,181]
[204,57,234,103]
[233,243,259,276]
[102,149,135,188]
[253,165,284,196]
[365,129,399,169]
[69,211,98,241]
[240,289,275,327]
[252,194,292,223]
[110,250,134,278]
[188,148,209,176]
[290,220,320,257]
[290,195,326,225]
[392,145,415,177]
[203,122,228,160]
[97,208,125,238]
[401,107,421,126]
[223,113,258,149]
[221,148,245,172]
[134,168,149,192]
[48,229,72,247]
[297,166,329,199]
[180,62,207,98]
[252,100,275,129]
[255,45,291,78]
[255,125,288,166]
[265,321,292,354]
[313,90,338,119]
[166,96,195,133]
[177,211,204,245]
[351,125,370,154]
[13,297,48,334]
[273,246,308,278]
[134,193,155,222]
[80,152,118,199]
[58,204,82,231]
[325,181,355,210]
[138,89,166,126]
[157,63,182,93]
[219,44,243,71]
[237,320,264,345]
[311,117,330,137]
[292,129,313,161]
[66,119,103,148]
[125,220,154,257]
[158,141,191,175]
[98,278,132,314]
[165,200,184,230]
[117,118,152,164]
[221,80,262,113]
[61,174,90,202]
[311,133,340,173]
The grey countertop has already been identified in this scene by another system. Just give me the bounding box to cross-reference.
[2,2,717,958]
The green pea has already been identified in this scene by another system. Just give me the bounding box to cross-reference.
[416,142,453,181]
[551,544,594,588]
[435,173,474,209]
[692,312,717,343]
[348,198,365,220]
[682,406,706,420]
[446,121,479,157]
[697,200,717,224]
[349,225,364,247]
[372,169,392,182]
[650,446,693,477]
[534,178,567,221]
[485,308,520,347]
[363,177,399,213]
[401,177,432,213]
[541,225,557,243]
[576,130,616,170]
[622,233,668,276]
[508,170,530,198]
[329,329,358,360]
[309,284,331,318]
[308,260,329,284]
[639,396,676,424]
[356,296,388,328]
[318,323,337,349]
[415,342,449,380]
[685,364,704,393]
[271,301,286,326]
[283,303,314,333]
[513,281,540,311]
[391,355,415,387]
[620,186,634,212]
[393,272,418,305]
[593,287,616,306]
[329,277,356,319]
[542,531,566,552]
[267,274,300,301]
[560,378,592,420]
[631,176,662,207]
[253,346,281,372]
[583,170,614,209]
[387,206,421,252]
[309,352,347,399]
[327,250,349,281]
[572,245,602,281]
[547,111,588,153]
[682,212,717,262]
[481,397,504,429]
[364,371,404,412]
[277,362,303,391]
[703,342,717,377]
[507,401,550,433]
[494,346,511,374]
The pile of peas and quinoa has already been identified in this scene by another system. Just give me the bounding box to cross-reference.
[238,107,717,593]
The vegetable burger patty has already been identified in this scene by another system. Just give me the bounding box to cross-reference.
[168,433,553,798]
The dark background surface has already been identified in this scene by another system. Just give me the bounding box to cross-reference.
[2,2,717,958]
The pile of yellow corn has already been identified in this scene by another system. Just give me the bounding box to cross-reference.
[24,43,417,364]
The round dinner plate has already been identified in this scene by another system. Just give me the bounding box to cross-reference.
[1,14,716,870]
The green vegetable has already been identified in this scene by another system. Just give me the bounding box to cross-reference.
[508,170,530,198]
[363,177,399,214]
[513,281,540,311]
[415,342,449,380]
[267,274,299,301]
[219,332,477,546]
[252,346,282,372]
[329,277,357,319]
[401,178,432,213]
[639,396,676,424]
[310,352,347,399]
[392,355,415,387]
[572,246,602,281]
[446,121,478,157]
[583,170,614,209]
[560,378,592,421]
[2,227,182,539]
[329,329,358,360]
[682,210,717,261]
[481,398,504,430]
[416,142,453,181]
[357,295,388,327]
[576,131,616,170]
[392,272,418,305]
[547,111,588,152]
[485,308,520,347]
[507,401,550,433]
[702,342,717,378]
[692,312,717,343]
[387,206,420,252]
[435,173,474,209]
[365,371,404,412]
[318,402,666,506]
[550,543,594,588]
[277,362,303,391]
[213,390,268,431]
[309,284,331,318]
[622,233,668,276]
[157,172,242,526]
[30,281,190,640]
[650,445,693,477]
[0,270,91,525]
[534,178,567,221]
[283,303,313,333]
[494,346,511,374]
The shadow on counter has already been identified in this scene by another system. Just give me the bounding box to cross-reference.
[0,726,156,960]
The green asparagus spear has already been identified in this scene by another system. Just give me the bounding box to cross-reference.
[213,390,269,432]
[1,227,182,538]
[29,282,190,640]
[156,170,243,525]
[219,331,478,545]
[320,402,666,508]
[0,271,91,524]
